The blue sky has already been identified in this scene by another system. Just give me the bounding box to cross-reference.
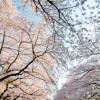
[13,0,41,23]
